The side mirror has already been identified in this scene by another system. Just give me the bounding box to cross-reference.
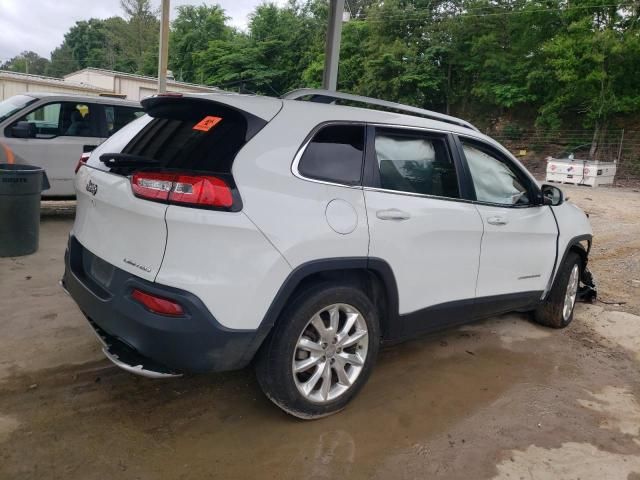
[11,121,36,139]
[541,184,564,206]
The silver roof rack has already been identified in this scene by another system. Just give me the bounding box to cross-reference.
[282,88,479,132]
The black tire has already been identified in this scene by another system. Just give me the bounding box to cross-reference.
[255,283,380,419]
[533,251,582,329]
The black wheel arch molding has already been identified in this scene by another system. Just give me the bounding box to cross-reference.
[247,257,401,360]
[543,233,594,301]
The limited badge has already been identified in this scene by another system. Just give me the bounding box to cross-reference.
[193,116,222,132]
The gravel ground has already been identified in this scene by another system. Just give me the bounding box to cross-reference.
[1,185,639,479]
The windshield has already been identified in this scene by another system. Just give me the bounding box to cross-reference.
[0,94,37,123]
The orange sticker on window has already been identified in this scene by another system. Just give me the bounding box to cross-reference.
[193,116,222,132]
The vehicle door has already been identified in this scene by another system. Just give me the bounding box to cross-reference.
[458,136,557,309]
[4,101,105,196]
[363,126,484,335]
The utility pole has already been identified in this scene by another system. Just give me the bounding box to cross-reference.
[157,0,170,94]
[322,0,345,91]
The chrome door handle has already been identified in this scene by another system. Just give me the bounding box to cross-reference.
[487,216,508,226]
[376,209,411,221]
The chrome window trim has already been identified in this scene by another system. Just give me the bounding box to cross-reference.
[291,121,474,186]
[290,121,499,199]
[363,186,475,205]
[471,199,544,209]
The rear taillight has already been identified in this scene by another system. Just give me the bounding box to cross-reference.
[131,172,175,201]
[131,288,184,316]
[75,152,91,174]
[170,175,233,207]
[131,172,234,209]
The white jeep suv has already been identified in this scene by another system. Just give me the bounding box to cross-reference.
[62,89,596,418]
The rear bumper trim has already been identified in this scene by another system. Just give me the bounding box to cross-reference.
[101,347,182,379]
[63,235,264,373]
[85,316,182,378]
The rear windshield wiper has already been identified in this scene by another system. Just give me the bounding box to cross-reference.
[99,153,160,168]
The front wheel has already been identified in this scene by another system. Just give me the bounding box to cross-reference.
[255,284,380,419]
[533,252,582,328]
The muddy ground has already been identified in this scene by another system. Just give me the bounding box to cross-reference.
[1,185,640,479]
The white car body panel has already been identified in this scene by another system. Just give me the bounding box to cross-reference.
[474,204,558,297]
[73,166,168,282]
[365,191,483,314]
[233,102,371,269]
[156,208,292,330]
[181,92,283,121]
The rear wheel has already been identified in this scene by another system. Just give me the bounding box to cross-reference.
[255,284,380,419]
[533,252,582,328]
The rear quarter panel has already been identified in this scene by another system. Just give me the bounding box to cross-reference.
[232,101,371,269]
[156,208,292,330]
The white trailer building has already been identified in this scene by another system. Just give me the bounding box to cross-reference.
[0,68,219,102]
[64,68,219,101]
[0,70,111,100]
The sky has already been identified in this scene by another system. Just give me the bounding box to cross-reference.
[0,0,286,63]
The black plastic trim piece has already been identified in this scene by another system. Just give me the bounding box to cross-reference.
[243,257,401,361]
[252,257,544,347]
[391,291,544,343]
[446,132,476,201]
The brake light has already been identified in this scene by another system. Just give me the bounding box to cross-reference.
[131,288,184,316]
[131,172,234,208]
[170,175,233,207]
[75,152,91,174]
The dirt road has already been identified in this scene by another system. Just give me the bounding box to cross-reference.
[1,185,640,479]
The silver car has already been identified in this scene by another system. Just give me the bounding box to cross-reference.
[0,93,143,196]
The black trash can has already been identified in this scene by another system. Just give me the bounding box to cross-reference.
[0,164,50,257]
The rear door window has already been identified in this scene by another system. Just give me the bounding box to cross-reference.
[372,128,460,199]
[297,124,365,185]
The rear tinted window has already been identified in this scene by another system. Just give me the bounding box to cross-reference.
[298,124,365,185]
[119,101,248,175]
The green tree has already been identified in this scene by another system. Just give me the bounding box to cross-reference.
[531,1,640,157]
[120,0,159,75]
[1,51,50,75]
[357,0,448,108]
[169,5,232,82]
[60,19,112,69]
[47,44,78,77]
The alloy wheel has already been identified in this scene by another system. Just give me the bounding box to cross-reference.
[292,303,369,403]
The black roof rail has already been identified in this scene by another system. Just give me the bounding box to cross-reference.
[282,88,479,132]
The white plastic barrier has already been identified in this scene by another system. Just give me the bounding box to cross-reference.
[546,158,616,187]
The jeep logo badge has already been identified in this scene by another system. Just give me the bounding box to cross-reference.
[86,180,98,196]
